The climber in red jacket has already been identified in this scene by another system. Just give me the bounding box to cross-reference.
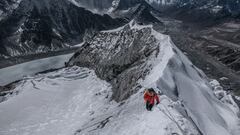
[144,88,160,111]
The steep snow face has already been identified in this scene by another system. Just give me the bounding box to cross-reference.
[153,42,240,135]
[69,21,240,135]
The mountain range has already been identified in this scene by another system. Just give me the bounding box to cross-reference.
[1,0,240,58]
[0,1,240,135]
[0,0,126,58]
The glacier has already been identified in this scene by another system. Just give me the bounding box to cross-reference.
[0,53,73,86]
[0,21,239,135]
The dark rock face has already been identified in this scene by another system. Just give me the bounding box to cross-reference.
[73,0,114,11]
[68,22,162,102]
[159,16,240,95]
[0,0,21,20]
[190,21,240,93]
[117,0,144,10]
[112,0,162,24]
[0,0,126,58]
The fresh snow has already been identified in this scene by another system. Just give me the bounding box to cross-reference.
[0,53,73,86]
[68,0,82,7]
[0,66,199,135]
[0,67,113,135]
[154,44,240,135]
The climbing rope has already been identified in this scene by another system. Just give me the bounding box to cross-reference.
[157,102,185,135]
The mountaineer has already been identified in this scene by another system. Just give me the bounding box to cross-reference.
[144,88,160,111]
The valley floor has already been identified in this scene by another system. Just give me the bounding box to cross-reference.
[157,18,240,95]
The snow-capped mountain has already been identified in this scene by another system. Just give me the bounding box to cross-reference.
[0,0,125,58]
[1,21,239,135]
[1,0,240,58]
[68,0,114,12]
[109,0,162,24]
[147,0,240,18]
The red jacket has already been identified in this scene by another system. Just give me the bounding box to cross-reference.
[144,91,160,105]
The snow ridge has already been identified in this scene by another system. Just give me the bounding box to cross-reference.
[0,21,240,135]
[0,67,199,135]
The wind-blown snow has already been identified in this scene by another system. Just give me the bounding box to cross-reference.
[153,44,240,135]
[0,53,73,86]
[0,66,199,135]
[0,67,113,135]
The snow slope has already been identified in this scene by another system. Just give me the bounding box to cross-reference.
[0,66,199,135]
[137,24,240,135]
[0,53,73,86]
[154,42,240,135]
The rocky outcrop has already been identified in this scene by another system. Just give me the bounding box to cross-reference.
[0,0,22,21]
[68,21,169,101]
